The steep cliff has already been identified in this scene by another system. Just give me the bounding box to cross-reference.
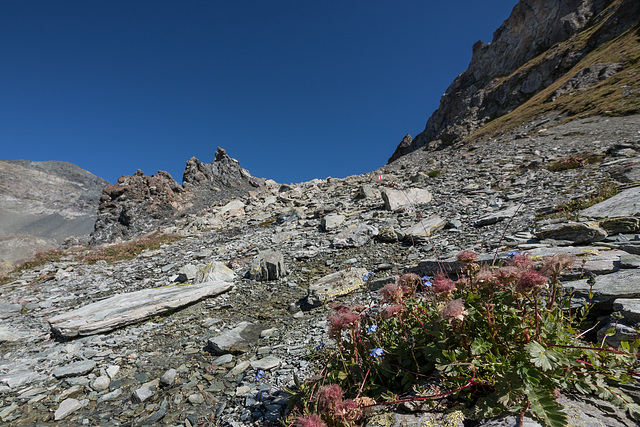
[0,160,109,270]
[90,147,266,243]
[389,0,640,162]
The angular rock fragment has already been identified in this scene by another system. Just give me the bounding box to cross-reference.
[309,268,368,299]
[581,186,640,218]
[332,224,378,248]
[207,322,265,354]
[403,217,446,242]
[474,205,519,227]
[48,281,233,338]
[382,187,432,211]
[54,398,83,421]
[535,222,607,244]
[321,213,345,231]
[53,360,96,379]
[598,217,639,235]
[613,298,640,325]
[196,261,236,283]
[564,269,640,310]
[248,250,286,281]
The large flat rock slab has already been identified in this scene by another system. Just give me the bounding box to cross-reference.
[48,281,233,338]
[564,269,640,310]
[581,186,640,218]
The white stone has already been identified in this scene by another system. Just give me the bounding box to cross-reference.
[54,398,82,420]
[48,281,233,338]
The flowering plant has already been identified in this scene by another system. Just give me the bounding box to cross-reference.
[289,252,640,427]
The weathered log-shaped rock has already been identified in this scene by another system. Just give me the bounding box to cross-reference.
[48,281,233,338]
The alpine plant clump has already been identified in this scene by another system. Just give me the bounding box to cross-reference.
[287,251,640,427]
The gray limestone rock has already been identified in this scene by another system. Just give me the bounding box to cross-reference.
[160,368,178,386]
[207,322,265,355]
[309,268,368,299]
[48,281,233,338]
[535,222,607,244]
[403,217,446,242]
[0,302,22,319]
[581,187,640,218]
[321,213,345,231]
[613,298,640,325]
[52,360,96,379]
[132,385,156,403]
[565,269,640,310]
[54,398,83,421]
[90,375,110,391]
[382,187,432,211]
[196,261,236,283]
[597,322,638,348]
[474,205,520,227]
[248,250,286,281]
[250,356,282,371]
[332,224,378,248]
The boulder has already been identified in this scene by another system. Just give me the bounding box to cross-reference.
[207,322,265,354]
[309,268,368,299]
[248,250,286,281]
[48,281,233,338]
[403,217,446,242]
[564,269,640,311]
[535,222,607,244]
[382,188,432,211]
[581,187,640,218]
[321,213,346,231]
[333,224,378,248]
[196,261,236,283]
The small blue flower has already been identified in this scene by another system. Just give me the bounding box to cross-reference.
[507,251,519,257]
[367,324,378,335]
[362,272,375,281]
[370,347,384,358]
[254,369,264,382]
[315,342,325,351]
[421,276,433,287]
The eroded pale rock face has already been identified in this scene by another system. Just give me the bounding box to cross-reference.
[0,160,109,270]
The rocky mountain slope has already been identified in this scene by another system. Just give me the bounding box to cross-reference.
[389,0,640,161]
[2,115,640,426]
[2,0,640,425]
[90,147,267,244]
[0,160,109,273]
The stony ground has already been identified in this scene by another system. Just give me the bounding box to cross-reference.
[2,114,640,426]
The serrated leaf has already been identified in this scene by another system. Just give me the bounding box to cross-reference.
[525,341,562,371]
[471,337,492,355]
[525,383,567,427]
[627,403,640,420]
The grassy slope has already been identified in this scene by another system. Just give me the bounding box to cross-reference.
[466,1,640,142]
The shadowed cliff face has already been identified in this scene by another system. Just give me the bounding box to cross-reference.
[0,160,109,270]
[90,147,266,244]
[389,0,640,162]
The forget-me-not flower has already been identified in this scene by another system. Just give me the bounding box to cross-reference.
[370,348,384,358]
[367,324,378,335]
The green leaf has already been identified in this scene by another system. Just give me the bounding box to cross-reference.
[525,341,563,371]
[524,377,568,427]
[604,327,617,337]
[471,337,492,355]
[627,403,640,421]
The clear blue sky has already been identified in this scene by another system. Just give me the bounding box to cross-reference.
[1,1,516,185]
